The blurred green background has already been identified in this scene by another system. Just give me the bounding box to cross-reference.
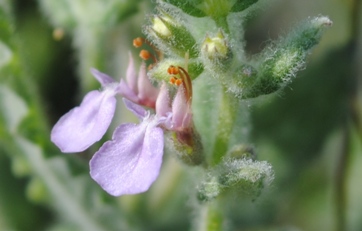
[0,0,361,230]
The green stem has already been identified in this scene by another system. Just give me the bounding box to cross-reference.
[211,89,236,166]
[195,201,224,231]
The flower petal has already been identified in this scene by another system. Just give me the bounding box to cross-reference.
[172,86,191,129]
[51,90,116,152]
[118,79,139,102]
[126,53,138,94]
[155,82,172,117]
[91,68,115,86]
[137,62,159,107]
[123,98,147,120]
[90,121,164,196]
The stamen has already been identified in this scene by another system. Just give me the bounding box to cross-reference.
[167,65,192,101]
[133,37,143,48]
[169,77,176,85]
[139,50,151,60]
[167,65,179,75]
[175,79,183,86]
[133,37,163,62]
[177,66,192,101]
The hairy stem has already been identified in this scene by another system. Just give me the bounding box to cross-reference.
[211,89,236,166]
[194,201,225,231]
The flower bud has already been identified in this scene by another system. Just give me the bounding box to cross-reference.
[146,9,198,58]
[252,16,332,97]
[197,158,274,202]
[201,30,231,61]
[227,144,256,160]
[218,158,274,191]
[197,176,221,202]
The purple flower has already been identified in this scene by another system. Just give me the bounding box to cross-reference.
[51,57,196,196]
[90,99,167,196]
[51,68,122,153]
[89,79,195,196]
[51,55,159,153]
[119,53,159,108]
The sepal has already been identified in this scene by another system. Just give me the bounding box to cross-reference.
[197,158,274,202]
[165,126,204,166]
[145,7,198,58]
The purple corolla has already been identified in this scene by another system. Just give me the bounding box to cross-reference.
[90,99,167,196]
[51,68,122,153]
[51,57,194,196]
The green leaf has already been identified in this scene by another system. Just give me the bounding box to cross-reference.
[163,0,206,17]
[230,0,259,12]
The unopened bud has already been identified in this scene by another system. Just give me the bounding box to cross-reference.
[218,158,274,193]
[227,144,256,160]
[197,158,274,202]
[202,31,229,60]
[197,176,221,202]
[146,10,198,58]
[152,15,172,38]
[239,16,332,99]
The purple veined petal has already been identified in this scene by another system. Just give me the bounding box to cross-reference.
[91,68,115,87]
[123,98,147,120]
[137,62,159,106]
[155,83,172,117]
[126,53,138,95]
[90,121,164,196]
[51,90,116,153]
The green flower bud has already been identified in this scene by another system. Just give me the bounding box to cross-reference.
[197,158,274,202]
[218,158,274,192]
[146,9,198,58]
[248,16,332,97]
[197,176,221,202]
[227,144,256,160]
[201,30,231,61]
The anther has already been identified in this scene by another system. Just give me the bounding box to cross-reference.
[167,65,179,75]
[169,77,176,85]
[175,79,182,86]
[133,37,143,48]
[139,50,151,60]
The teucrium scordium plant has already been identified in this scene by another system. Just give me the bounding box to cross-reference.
[50,0,332,229]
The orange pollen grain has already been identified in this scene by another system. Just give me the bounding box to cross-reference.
[139,50,151,60]
[175,79,183,86]
[169,77,176,84]
[133,37,143,47]
[167,65,179,75]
